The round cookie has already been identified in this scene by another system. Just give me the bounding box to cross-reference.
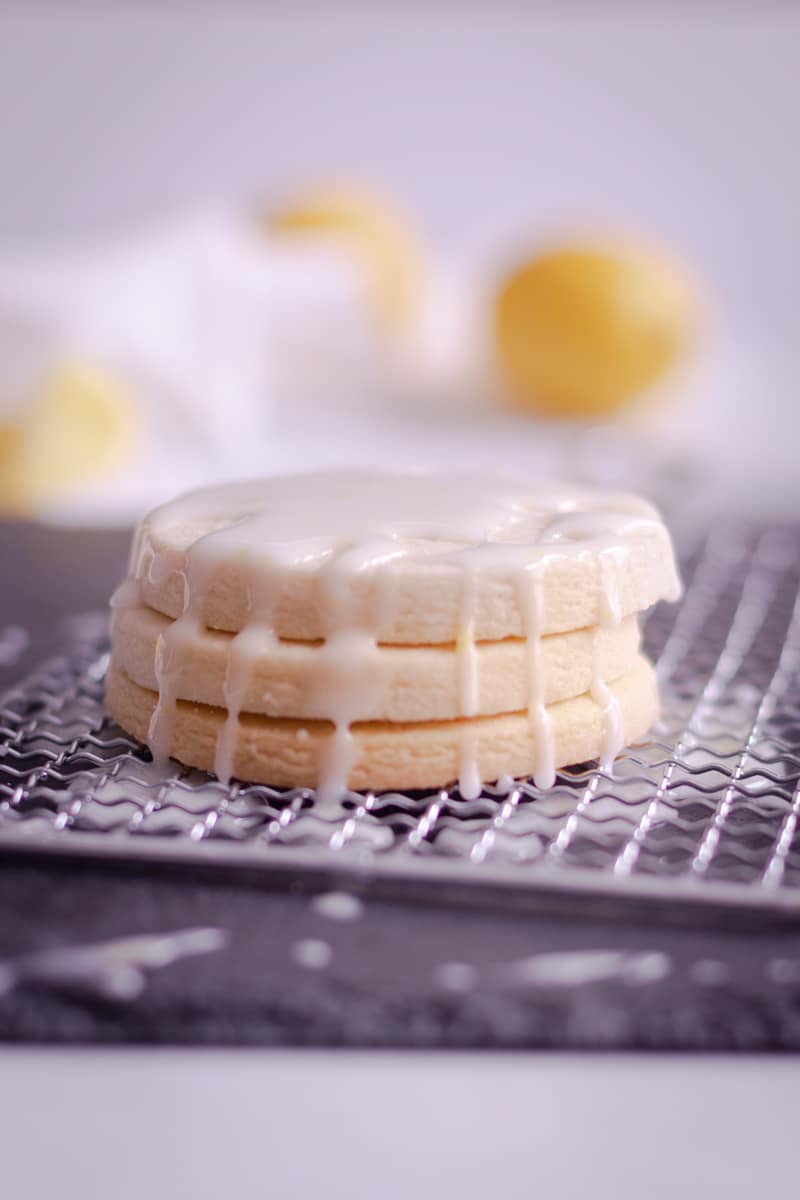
[111,599,641,722]
[105,653,658,793]
[131,471,680,643]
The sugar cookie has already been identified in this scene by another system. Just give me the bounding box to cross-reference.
[108,469,680,794]
[105,653,658,794]
[110,600,640,722]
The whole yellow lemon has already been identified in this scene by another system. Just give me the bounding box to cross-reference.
[0,360,135,515]
[494,243,698,419]
[266,185,423,331]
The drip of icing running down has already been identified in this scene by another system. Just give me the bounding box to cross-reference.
[216,616,276,785]
[455,565,481,796]
[598,544,625,626]
[458,728,482,800]
[592,548,626,771]
[130,471,680,796]
[311,538,408,803]
[456,566,480,718]
[147,548,217,766]
[109,577,142,612]
[518,562,555,789]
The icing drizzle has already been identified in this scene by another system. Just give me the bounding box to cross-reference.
[127,470,680,794]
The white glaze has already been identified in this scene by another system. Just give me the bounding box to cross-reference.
[148,551,217,766]
[458,727,482,800]
[517,564,555,789]
[434,961,479,992]
[217,621,275,785]
[497,948,671,988]
[129,470,680,793]
[0,927,228,1003]
[291,938,334,970]
[434,948,672,993]
[109,577,142,611]
[310,892,365,922]
[689,959,731,986]
[0,623,30,668]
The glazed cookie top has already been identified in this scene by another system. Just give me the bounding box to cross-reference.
[128,470,681,644]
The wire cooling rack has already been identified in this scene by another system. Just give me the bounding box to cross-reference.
[1,517,800,918]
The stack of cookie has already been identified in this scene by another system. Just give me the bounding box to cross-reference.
[106,471,680,797]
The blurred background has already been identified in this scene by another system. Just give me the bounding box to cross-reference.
[0,2,798,525]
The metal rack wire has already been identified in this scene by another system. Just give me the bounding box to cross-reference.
[1,517,799,916]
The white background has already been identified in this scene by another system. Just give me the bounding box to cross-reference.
[1,1049,795,1199]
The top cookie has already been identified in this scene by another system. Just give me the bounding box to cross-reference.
[130,470,680,644]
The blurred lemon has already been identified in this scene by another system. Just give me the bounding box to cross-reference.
[494,243,698,419]
[266,186,422,329]
[0,361,136,514]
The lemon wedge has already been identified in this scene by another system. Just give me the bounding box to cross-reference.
[494,243,699,419]
[0,360,136,514]
[265,185,422,330]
